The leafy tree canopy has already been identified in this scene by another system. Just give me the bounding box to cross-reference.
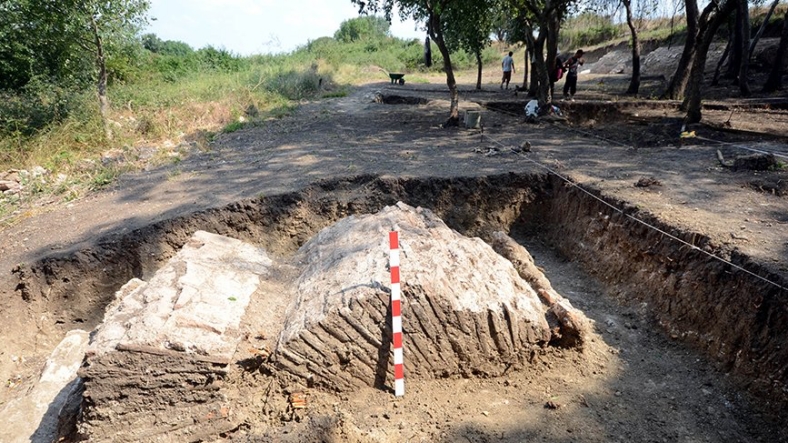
[0,0,150,91]
[142,33,194,57]
[334,16,391,42]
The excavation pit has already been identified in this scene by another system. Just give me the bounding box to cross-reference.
[379,94,430,105]
[4,173,788,442]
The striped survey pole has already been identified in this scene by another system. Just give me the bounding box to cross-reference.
[389,230,404,397]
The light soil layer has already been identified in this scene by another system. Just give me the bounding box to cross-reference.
[0,75,787,441]
[77,231,271,442]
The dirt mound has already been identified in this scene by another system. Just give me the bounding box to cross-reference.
[78,231,271,442]
[275,203,589,392]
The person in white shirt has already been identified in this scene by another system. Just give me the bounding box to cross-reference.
[562,49,585,100]
[501,51,515,90]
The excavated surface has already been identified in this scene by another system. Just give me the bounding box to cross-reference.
[1,70,788,441]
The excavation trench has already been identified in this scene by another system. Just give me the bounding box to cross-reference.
[7,173,788,436]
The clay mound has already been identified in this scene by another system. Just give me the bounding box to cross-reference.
[78,231,271,442]
[274,202,588,392]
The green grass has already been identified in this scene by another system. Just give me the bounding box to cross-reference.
[222,120,246,133]
[89,165,127,191]
[322,90,348,98]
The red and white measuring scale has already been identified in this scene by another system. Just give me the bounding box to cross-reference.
[389,231,404,397]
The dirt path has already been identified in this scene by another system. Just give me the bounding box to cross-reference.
[1,77,788,441]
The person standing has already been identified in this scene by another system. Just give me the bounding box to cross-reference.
[562,49,585,100]
[550,53,565,101]
[501,51,515,90]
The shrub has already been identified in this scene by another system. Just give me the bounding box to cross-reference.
[260,64,322,100]
[196,46,246,72]
[0,77,86,137]
[334,16,390,42]
[560,13,624,49]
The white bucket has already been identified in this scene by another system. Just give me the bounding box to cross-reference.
[464,111,481,129]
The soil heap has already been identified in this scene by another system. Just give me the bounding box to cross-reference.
[78,231,272,442]
[274,202,590,391]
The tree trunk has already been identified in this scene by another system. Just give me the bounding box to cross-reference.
[545,13,560,103]
[529,56,539,96]
[476,51,483,90]
[624,0,641,95]
[663,0,700,99]
[428,15,459,127]
[763,8,788,92]
[684,0,738,123]
[523,47,529,90]
[737,0,752,96]
[531,29,550,106]
[525,30,540,97]
[726,6,743,80]
[712,37,732,85]
[91,15,112,141]
[749,0,780,58]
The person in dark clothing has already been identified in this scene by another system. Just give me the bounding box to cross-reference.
[562,49,584,100]
[550,54,564,100]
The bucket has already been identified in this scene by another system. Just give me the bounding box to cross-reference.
[464,111,481,129]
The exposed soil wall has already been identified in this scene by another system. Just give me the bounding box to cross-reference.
[522,175,788,410]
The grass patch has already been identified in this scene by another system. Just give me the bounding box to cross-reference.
[322,90,348,98]
[89,165,127,191]
[405,76,431,84]
[222,120,246,133]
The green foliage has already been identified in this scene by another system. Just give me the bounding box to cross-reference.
[149,53,200,82]
[0,1,94,91]
[0,0,151,92]
[196,46,247,72]
[443,0,497,60]
[222,121,246,133]
[560,12,624,49]
[142,33,194,56]
[334,16,391,42]
[132,43,246,83]
[0,78,86,138]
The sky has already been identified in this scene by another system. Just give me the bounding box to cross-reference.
[145,0,424,55]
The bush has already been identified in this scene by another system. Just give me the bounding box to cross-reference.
[260,64,322,100]
[151,54,200,82]
[196,46,246,72]
[334,16,391,42]
[0,77,86,137]
[560,13,624,49]
[142,34,194,57]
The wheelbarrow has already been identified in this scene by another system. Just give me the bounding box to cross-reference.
[389,73,405,85]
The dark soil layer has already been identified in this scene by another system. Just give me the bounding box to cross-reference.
[8,173,788,436]
[520,175,788,414]
[482,98,788,147]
